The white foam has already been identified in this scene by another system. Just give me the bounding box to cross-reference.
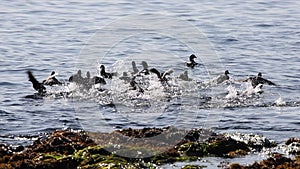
[225,85,238,99]
[275,96,286,106]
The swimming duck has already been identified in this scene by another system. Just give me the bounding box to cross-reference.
[81,71,93,88]
[27,70,46,94]
[69,70,83,83]
[100,65,117,79]
[245,72,276,88]
[119,72,131,83]
[215,70,230,84]
[131,61,139,74]
[92,76,106,85]
[149,68,174,82]
[86,71,91,79]
[42,71,62,86]
[129,77,144,93]
[186,54,198,68]
[178,70,192,81]
[140,61,150,75]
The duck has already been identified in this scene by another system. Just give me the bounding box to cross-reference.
[186,54,198,68]
[140,61,150,75]
[214,70,230,84]
[119,72,131,83]
[100,65,117,79]
[131,61,139,75]
[81,71,93,88]
[92,76,106,85]
[244,72,276,88]
[69,70,83,83]
[42,71,62,86]
[129,77,144,93]
[27,70,46,94]
[178,70,192,81]
[149,68,174,82]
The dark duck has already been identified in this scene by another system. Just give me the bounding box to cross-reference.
[129,77,144,93]
[100,65,117,79]
[82,71,92,88]
[215,70,230,84]
[178,70,192,81]
[245,72,276,88]
[140,61,150,75]
[119,72,131,83]
[27,70,46,94]
[186,54,198,68]
[91,74,106,85]
[69,70,83,83]
[42,71,62,86]
[149,68,174,82]
[131,61,139,75]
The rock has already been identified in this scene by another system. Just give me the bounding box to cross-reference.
[286,137,300,145]
[228,153,300,169]
[1,128,296,169]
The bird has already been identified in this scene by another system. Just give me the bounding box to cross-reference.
[42,71,62,86]
[244,72,276,88]
[178,70,192,81]
[129,77,144,93]
[131,61,139,74]
[69,70,83,83]
[140,61,150,75]
[80,71,93,89]
[214,70,230,84]
[119,72,131,83]
[100,65,117,79]
[186,54,198,68]
[86,71,91,79]
[149,68,174,82]
[27,70,46,94]
[92,76,106,85]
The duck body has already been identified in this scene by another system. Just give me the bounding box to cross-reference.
[246,72,276,88]
[129,77,144,93]
[131,61,139,74]
[214,70,230,84]
[69,70,84,83]
[100,65,117,79]
[43,71,62,86]
[178,70,192,81]
[186,54,198,68]
[92,76,106,85]
[149,68,173,85]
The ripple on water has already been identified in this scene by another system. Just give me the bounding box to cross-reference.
[0,1,299,154]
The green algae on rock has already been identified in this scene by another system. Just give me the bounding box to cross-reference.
[0,128,296,169]
[229,154,300,169]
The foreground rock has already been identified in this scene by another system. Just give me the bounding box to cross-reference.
[229,137,300,169]
[0,127,294,169]
[229,154,300,169]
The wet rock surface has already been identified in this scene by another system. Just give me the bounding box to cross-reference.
[0,127,298,169]
[229,154,300,169]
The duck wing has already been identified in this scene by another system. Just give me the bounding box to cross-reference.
[149,68,161,79]
[261,77,276,86]
[27,71,46,93]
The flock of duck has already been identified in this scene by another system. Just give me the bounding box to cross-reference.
[27,54,276,97]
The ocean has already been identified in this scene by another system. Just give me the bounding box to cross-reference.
[0,0,300,167]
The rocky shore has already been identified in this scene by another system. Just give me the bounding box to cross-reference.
[0,127,299,169]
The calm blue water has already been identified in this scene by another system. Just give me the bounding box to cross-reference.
[1,0,300,166]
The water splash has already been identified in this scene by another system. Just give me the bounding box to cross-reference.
[275,96,286,107]
[225,85,238,99]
